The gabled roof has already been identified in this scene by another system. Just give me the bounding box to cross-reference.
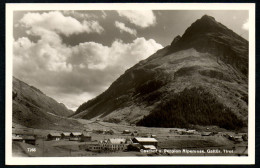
[108,138,126,144]
[61,132,70,136]
[22,135,36,140]
[81,132,91,137]
[48,133,61,137]
[134,137,158,142]
[71,132,82,136]
[143,145,157,150]
[234,135,243,139]
[99,139,108,144]
[12,136,23,140]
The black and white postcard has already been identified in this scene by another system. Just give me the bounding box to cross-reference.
[5,3,255,165]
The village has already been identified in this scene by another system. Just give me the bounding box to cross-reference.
[12,119,248,157]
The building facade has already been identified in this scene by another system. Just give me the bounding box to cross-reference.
[70,132,82,141]
[81,133,91,142]
[61,132,70,139]
[47,133,61,141]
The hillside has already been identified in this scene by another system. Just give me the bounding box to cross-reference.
[72,15,248,130]
[13,77,82,130]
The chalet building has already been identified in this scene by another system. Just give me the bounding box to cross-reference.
[87,143,102,151]
[99,139,108,149]
[127,143,142,151]
[234,135,243,142]
[61,132,70,139]
[22,135,36,145]
[47,133,61,141]
[70,132,82,141]
[123,130,131,134]
[12,135,23,142]
[151,135,157,138]
[81,133,91,142]
[105,138,127,151]
[132,137,158,147]
[13,135,36,145]
[105,129,114,135]
[13,134,37,145]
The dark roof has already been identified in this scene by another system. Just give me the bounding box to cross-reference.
[71,132,82,136]
[48,133,61,137]
[22,135,36,140]
[61,132,70,136]
[81,133,91,137]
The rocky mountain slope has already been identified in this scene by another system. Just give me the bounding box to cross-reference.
[72,15,248,130]
[13,77,82,129]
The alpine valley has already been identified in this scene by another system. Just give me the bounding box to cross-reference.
[72,15,248,131]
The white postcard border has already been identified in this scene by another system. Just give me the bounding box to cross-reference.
[5,3,255,165]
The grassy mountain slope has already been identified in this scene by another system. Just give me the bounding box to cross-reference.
[13,77,82,129]
[72,15,248,130]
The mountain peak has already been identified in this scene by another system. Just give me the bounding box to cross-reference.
[200,14,216,21]
[168,14,248,75]
[73,15,248,130]
[181,15,224,40]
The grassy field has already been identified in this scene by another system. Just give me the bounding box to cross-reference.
[12,120,248,157]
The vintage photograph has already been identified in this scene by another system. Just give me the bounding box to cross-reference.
[6,3,255,165]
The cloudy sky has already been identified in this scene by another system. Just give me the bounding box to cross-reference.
[13,10,249,111]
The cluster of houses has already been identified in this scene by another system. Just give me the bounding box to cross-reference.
[169,128,220,136]
[12,131,92,145]
[92,129,114,135]
[47,132,91,142]
[169,128,199,135]
[12,134,36,145]
[225,133,247,143]
[85,137,158,152]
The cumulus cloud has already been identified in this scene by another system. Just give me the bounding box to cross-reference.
[114,21,137,36]
[14,36,72,72]
[14,37,162,109]
[70,37,162,71]
[14,14,162,110]
[242,19,249,30]
[117,10,156,28]
[20,11,104,36]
